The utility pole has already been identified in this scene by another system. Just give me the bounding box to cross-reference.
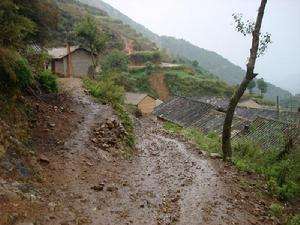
[66,43,73,78]
[276,96,280,119]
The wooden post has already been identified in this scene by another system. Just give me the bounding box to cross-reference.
[66,43,73,78]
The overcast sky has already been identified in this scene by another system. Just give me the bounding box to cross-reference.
[103,0,300,94]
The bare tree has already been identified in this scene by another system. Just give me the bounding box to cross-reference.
[222,0,271,159]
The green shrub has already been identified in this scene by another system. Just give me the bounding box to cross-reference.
[129,51,161,65]
[233,140,262,159]
[270,203,284,217]
[85,77,124,106]
[165,73,234,97]
[256,98,276,106]
[14,58,33,90]
[101,49,128,74]
[233,140,300,202]
[0,49,33,93]
[163,121,221,154]
[37,70,58,93]
[286,214,300,225]
[127,69,157,96]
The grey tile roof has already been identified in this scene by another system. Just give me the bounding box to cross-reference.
[233,117,300,150]
[154,96,300,146]
[154,96,215,127]
[47,46,80,59]
[191,96,229,111]
[234,107,300,123]
[154,96,248,134]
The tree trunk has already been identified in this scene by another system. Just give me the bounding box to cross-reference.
[222,0,268,159]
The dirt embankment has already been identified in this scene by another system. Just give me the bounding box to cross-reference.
[150,73,170,101]
[122,36,134,55]
[0,78,281,225]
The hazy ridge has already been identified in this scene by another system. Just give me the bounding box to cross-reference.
[79,0,293,101]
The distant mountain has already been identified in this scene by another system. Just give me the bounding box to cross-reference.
[79,0,292,101]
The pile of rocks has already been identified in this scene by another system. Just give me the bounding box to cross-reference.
[91,117,126,151]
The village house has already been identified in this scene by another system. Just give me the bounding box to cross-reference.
[125,92,163,114]
[47,45,95,78]
[154,96,300,147]
[154,96,247,135]
[232,117,300,150]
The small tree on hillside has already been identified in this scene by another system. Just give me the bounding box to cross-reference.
[101,49,128,74]
[74,16,106,71]
[222,0,271,159]
[247,80,256,95]
[257,78,268,98]
[0,0,36,49]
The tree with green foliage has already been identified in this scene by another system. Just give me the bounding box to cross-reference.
[74,16,106,70]
[101,49,128,74]
[0,0,36,49]
[0,0,60,93]
[13,0,61,45]
[192,60,199,69]
[257,78,268,98]
[247,80,256,94]
[0,50,33,93]
[222,0,271,159]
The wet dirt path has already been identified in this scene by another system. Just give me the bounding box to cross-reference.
[30,78,276,225]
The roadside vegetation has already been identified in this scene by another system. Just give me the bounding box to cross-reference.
[84,76,135,158]
[163,122,221,154]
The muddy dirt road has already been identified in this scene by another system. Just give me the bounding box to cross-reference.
[9,78,277,225]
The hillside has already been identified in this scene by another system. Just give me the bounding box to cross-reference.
[79,0,292,102]
[128,66,235,100]
[49,0,157,51]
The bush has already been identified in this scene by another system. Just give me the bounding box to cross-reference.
[270,203,284,217]
[0,49,33,92]
[101,49,128,74]
[163,121,221,154]
[255,98,276,106]
[286,214,300,225]
[165,73,234,97]
[129,51,161,65]
[233,140,300,202]
[15,58,33,90]
[85,77,124,106]
[37,70,58,93]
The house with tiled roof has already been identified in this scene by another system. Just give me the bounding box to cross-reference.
[125,92,162,114]
[47,46,95,78]
[154,96,300,144]
[154,96,248,135]
[232,117,300,150]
